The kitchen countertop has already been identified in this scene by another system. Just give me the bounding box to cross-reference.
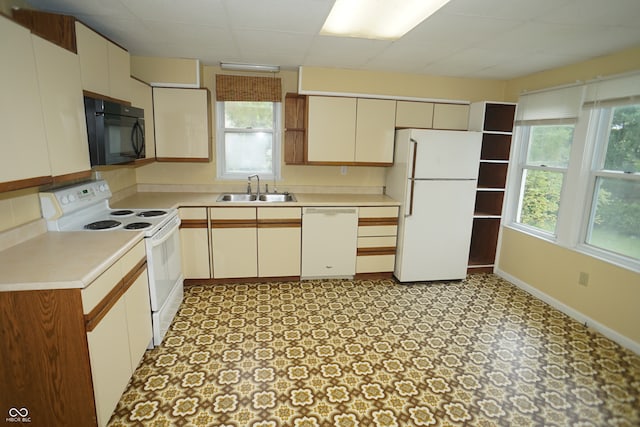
[112,191,401,209]
[0,192,399,293]
[0,231,142,292]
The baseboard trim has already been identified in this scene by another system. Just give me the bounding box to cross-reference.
[495,268,640,355]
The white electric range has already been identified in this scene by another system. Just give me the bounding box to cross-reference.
[39,180,183,347]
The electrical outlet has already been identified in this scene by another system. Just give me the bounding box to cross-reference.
[340,166,347,175]
[578,272,589,286]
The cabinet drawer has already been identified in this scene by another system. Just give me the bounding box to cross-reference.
[357,236,397,248]
[356,255,395,273]
[257,207,302,220]
[210,207,256,221]
[359,206,399,218]
[81,240,145,315]
[179,207,207,220]
[358,225,398,237]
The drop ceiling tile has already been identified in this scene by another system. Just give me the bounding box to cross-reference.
[223,0,333,34]
[538,0,640,27]
[442,0,573,20]
[121,0,229,27]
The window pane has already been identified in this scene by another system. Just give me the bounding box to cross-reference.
[517,169,564,233]
[587,178,640,259]
[526,125,574,167]
[224,102,273,129]
[603,104,640,173]
[224,132,273,174]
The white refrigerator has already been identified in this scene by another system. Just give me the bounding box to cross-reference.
[386,129,482,282]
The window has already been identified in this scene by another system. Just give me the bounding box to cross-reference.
[584,103,640,260]
[508,74,640,270]
[516,124,574,234]
[216,101,281,180]
[214,74,282,180]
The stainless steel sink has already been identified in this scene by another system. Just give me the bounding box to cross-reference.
[258,193,296,202]
[217,193,257,202]
[216,193,296,202]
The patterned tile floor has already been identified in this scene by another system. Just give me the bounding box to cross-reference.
[109,274,640,426]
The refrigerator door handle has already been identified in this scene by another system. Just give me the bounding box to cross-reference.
[407,138,418,217]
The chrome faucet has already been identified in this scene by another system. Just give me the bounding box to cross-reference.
[247,174,260,198]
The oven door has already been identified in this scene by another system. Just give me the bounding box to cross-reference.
[145,215,183,311]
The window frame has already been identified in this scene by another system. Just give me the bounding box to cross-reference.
[577,104,640,268]
[215,100,282,181]
[511,123,574,239]
[505,98,640,272]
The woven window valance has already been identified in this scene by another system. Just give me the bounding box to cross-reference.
[215,74,282,102]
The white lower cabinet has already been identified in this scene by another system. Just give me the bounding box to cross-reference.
[257,207,301,277]
[179,208,211,279]
[210,207,257,279]
[356,206,399,274]
[82,241,151,427]
[87,299,132,427]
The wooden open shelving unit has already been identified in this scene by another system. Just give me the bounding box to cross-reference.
[284,93,307,164]
[467,102,517,273]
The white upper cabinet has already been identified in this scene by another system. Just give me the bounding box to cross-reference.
[75,22,131,101]
[433,103,470,130]
[354,98,396,164]
[32,35,91,179]
[153,87,211,161]
[395,101,434,128]
[130,78,156,160]
[307,96,396,165]
[0,16,51,190]
[307,96,357,163]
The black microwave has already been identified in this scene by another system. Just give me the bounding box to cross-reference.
[84,96,145,166]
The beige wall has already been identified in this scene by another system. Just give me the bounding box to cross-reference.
[498,228,640,345]
[504,45,640,102]
[299,66,506,102]
[497,48,640,349]
[0,188,41,232]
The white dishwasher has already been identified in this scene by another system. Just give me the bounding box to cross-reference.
[301,207,359,279]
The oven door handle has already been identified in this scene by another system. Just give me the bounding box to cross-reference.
[150,216,180,248]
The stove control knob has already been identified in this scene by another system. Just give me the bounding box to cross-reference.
[99,184,107,192]
[61,195,69,204]
[68,194,76,202]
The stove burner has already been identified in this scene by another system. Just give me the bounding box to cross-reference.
[124,222,152,230]
[84,220,121,230]
[111,210,134,216]
[137,210,167,218]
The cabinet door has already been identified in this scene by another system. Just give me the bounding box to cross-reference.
[210,207,257,278]
[153,87,211,161]
[75,22,109,96]
[32,35,91,180]
[354,98,396,164]
[124,270,153,370]
[307,96,356,162]
[433,104,469,130]
[86,299,132,427]
[0,16,51,189]
[107,42,131,102]
[257,207,301,277]
[130,78,156,159]
[396,101,434,128]
[179,208,210,279]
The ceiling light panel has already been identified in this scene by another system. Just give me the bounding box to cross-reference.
[320,0,451,40]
